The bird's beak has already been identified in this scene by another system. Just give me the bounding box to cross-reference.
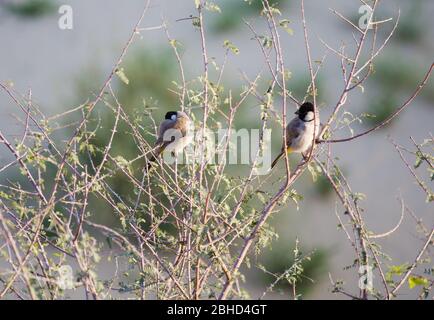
[294,110,299,115]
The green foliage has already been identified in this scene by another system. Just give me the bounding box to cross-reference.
[364,93,398,127]
[386,263,409,283]
[211,0,291,34]
[313,164,345,198]
[371,57,434,103]
[258,239,327,298]
[394,1,424,44]
[117,49,178,109]
[0,0,432,301]
[223,40,240,55]
[205,2,222,13]
[2,0,56,18]
[279,19,294,35]
[287,72,325,101]
[408,275,429,289]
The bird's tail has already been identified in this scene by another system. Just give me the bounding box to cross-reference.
[271,151,284,169]
[146,146,163,171]
[271,147,294,169]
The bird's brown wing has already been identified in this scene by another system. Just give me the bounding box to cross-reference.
[271,118,301,169]
[156,120,174,146]
[148,117,190,170]
[284,118,301,149]
[155,117,189,154]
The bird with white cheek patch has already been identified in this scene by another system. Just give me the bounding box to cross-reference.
[271,102,320,169]
[147,111,192,170]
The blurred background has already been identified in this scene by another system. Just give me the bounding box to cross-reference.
[0,0,433,299]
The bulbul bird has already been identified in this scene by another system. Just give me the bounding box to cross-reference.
[147,111,192,169]
[271,102,319,169]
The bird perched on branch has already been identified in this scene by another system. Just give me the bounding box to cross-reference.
[147,111,192,170]
[271,102,319,169]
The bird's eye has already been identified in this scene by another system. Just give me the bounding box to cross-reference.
[171,114,177,121]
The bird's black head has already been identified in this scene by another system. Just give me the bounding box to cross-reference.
[165,111,178,121]
[295,102,315,121]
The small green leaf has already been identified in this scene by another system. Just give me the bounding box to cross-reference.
[261,7,281,16]
[192,17,201,28]
[279,19,294,35]
[386,264,409,282]
[115,68,129,85]
[223,40,240,55]
[388,264,408,275]
[408,276,428,289]
[205,2,221,13]
[283,70,292,81]
[414,151,423,169]
[258,35,273,49]
[307,163,319,182]
[169,39,180,48]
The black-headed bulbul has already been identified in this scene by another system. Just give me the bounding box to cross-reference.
[147,111,192,169]
[271,102,319,169]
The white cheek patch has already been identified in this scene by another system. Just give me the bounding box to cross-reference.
[171,114,177,121]
[304,111,314,121]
